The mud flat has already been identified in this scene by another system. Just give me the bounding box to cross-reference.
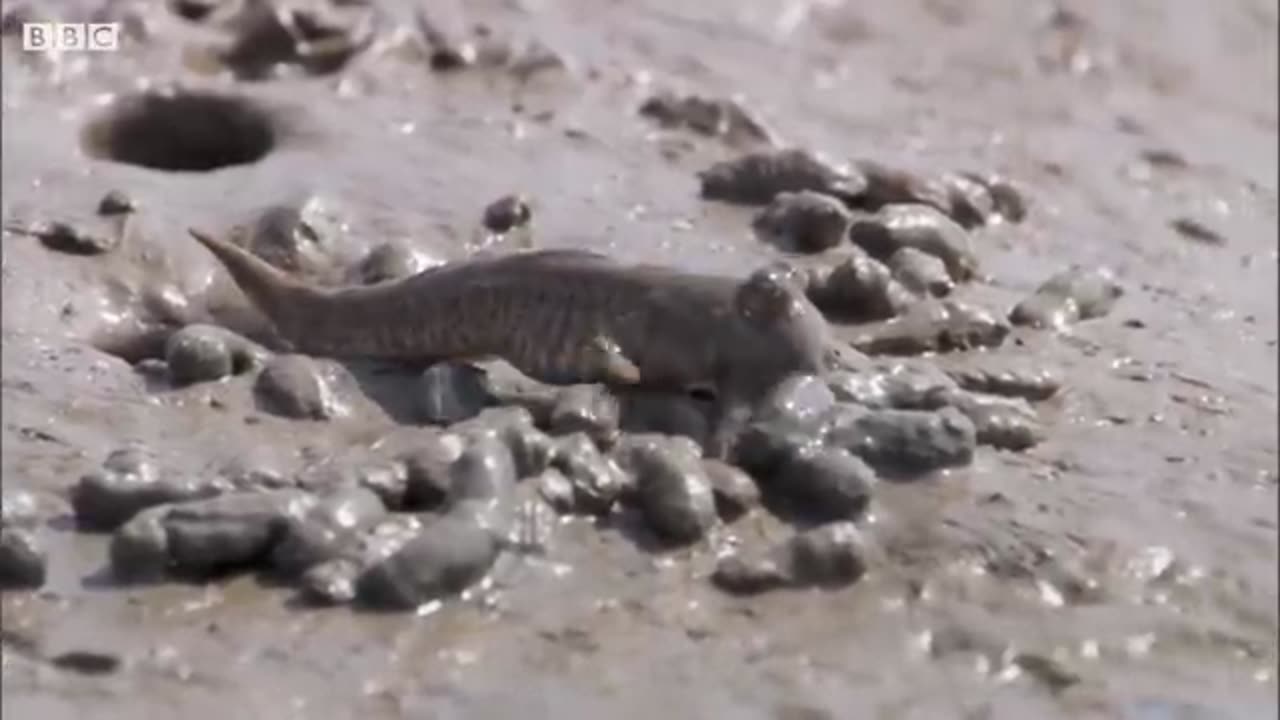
[2,1,1277,718]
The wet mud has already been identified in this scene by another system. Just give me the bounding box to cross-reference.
[2,1,1277,718]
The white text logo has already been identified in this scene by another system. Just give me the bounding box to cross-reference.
[21,23,120,52]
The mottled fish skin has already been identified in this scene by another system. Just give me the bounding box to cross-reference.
[189,229,831,444]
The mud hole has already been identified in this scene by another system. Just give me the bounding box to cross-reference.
[2,1,1277,719]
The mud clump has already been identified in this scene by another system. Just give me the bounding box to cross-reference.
[0,530,46,588]
[72,447,228,532]
[701,459,760,520]
[109,489,313,581]
[354,515,501,611]
[826,363,958,411]
[773,445,877,521]
[270,486,388,578]
[940,357,1063,402]
[849,204,979,283]
[640,91,776,146]
[823,405,977,474]
[400,433,467,510]
[442,435,518,533]
[11,219,119,256]
[849,299,1010,356]
[549,385,622,447]
[615,436,718,545]
[699,149,867,206]
[1010,266,1124,329]
[755,374,837,427]
[807,250,919,322]
[888,246,954,297]
[165,324,269,386]
[207,0,377,80]
[0,511,47,588]
[254,355,352,420]
[752,190,853,253]
[551,433,628,516]
[947,393,1046,451]
[850,162,1027,229]
[713,522,869,595]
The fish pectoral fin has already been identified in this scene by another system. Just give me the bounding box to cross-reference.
[585,335,641,386]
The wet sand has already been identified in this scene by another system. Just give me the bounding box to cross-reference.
[2,1,1277,718]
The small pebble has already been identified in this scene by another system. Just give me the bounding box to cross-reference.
[482,194,532,234]
[97,190,137,216]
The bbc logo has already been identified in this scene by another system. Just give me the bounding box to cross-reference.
[22,23,120,52]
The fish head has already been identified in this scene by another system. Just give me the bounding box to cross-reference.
[731,264,830,384]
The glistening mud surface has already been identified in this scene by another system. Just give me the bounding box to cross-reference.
[2,1,1277,719]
